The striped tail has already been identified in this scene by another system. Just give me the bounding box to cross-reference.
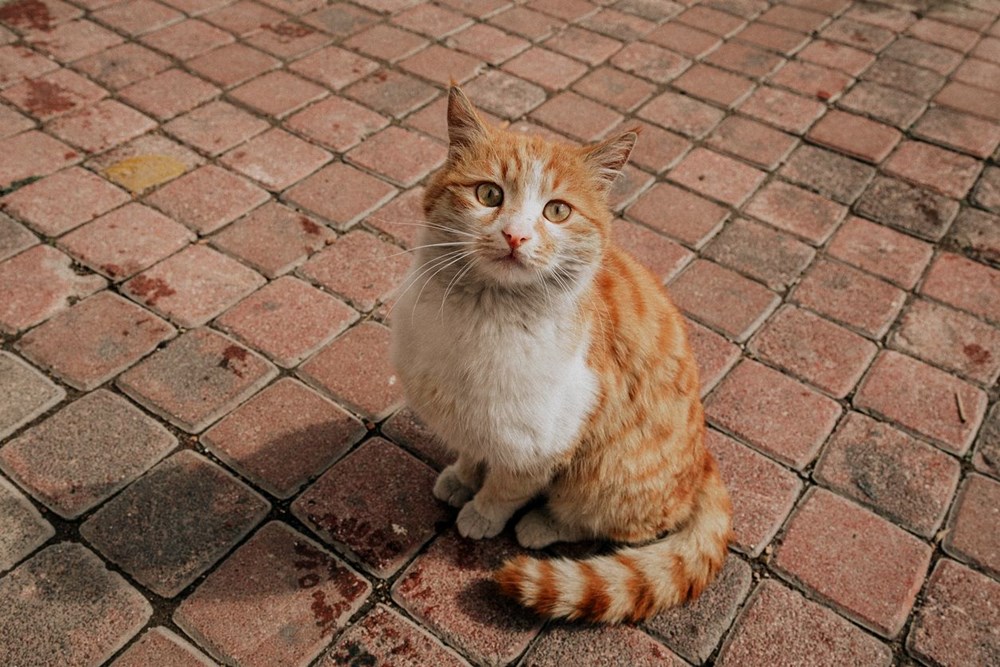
[496,463,733,624]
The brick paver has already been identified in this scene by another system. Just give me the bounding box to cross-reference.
[1,0,998,663]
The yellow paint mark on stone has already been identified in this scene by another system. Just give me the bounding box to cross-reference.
[103,155,187,193]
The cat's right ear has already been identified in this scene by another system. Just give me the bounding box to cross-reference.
[447,85,488,159]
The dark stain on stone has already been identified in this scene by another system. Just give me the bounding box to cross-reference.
[263,21,314,37]
[219,345,249,377]
[299,216,322,235]
[334,641,378,667]
[963,343,991,365]
[310,590,339,635]
[0,0,54,32]
[102,263,122,278]
[374,71,389,82]
[22,79,75,115]
[128,275,175,306]
[309,512,403,567]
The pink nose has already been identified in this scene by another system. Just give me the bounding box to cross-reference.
[503,230,530,249]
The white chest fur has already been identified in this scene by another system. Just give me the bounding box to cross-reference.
[391,277,598,471]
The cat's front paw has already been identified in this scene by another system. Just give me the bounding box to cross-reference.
[515,509,562,549]
[457,501,507,539]
[433,465,475,508]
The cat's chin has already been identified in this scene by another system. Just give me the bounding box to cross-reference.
[479,253,543,287]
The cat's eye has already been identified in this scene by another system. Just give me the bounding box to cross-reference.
[476,182,504,207]
[543,200,571,223]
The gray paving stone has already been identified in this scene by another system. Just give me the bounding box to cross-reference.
[81,450,270,597]
[0,389,176,518]
[0,351,65,440]
[0,475,53,573]
[0,542,151,667]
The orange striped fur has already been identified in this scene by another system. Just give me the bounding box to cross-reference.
[390,86,733,624]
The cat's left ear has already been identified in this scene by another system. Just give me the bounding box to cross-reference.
[583,128,639,190]
[446,84,488,160]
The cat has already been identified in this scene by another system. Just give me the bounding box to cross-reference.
[389,85,733,624]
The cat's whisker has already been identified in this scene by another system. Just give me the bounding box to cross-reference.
[384,241,476,259]
[372,219,479,239]
[385,249,470,319]
[438,256,479,321]
[411,250,477,325]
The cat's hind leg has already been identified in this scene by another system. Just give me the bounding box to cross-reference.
[433,455,483,508]
[458,464,553,540]
[515,507,589,549]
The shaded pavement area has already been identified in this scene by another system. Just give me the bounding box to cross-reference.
[1,0,999,664]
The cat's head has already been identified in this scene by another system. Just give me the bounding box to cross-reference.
[422,86,637,290]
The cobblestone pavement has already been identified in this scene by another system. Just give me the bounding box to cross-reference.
[1,0,999,663]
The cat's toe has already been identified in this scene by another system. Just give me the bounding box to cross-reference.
[433,466,474,508]
[457,501,506,539]
[515,509,562,549]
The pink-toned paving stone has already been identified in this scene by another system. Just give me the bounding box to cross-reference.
[0,130,80,189]
[323,604,470,666]
[74,42,172,91]
[912,107,1000,159]
[861,56,945,100]
[229,70,327,119]
[393,3,471,37]
[298,231,410,312]
[524,625,686,666]
[530,91,623,142]
[174,521,370,666]
[705,40,784,79]
[626,183,729,248]
[947,208,1000,266]
[58,202,194,281]
[669,148,767,207]
[837,81,926,129]
[736,22,810,56]
[0,475,53,573]
[209,202,334,278]
[814,411,962,538]
[0,104,32,139]
[679,4,748,35]
[974,166,1000,213]
[749,305,877,397]
[111,627,216,667]
[705,116,797,171]
[221,128,332,191]
[612,219,693,284]
[820,17,895,53]
[17,291,175,390]
[186,43,279,89]
[463,69,547,120]
[855,176,960,242]
[287,46,378,91]
[0,215,35,262]
[686,319,741,396]
[855,350,987,455]
[122,244,264,327]
[798,39,874,75]
[0,244,105,334]
[791,258,906,339]
[399,44,485,87]
[26,18,124,62]
[293,438,449,577]
[216,276,359,368]
[503,47,589,91]
[81,450,269,597]
[2,68,107,121]
[638,91,724,139]
[140,18,233,60]
[646,22,721,57]
[0,46,58,89]
[0,543,151,667]
[670,260,779,341]
[774,487,932,638]
[644,557,752,663]
[92,0,183,37]
[119,68,220,121]
[705,359,841,469]
[716,579,892,667]
[907,559,1000,667]
[393,530,543,666]
[825,216,932,289]
[0,389,176,518]
[738,85,825,135]
[706,429,802,556]
[202,378,365,498]
[116,328,277,433]
[0,0,82,33]
[942,473,1000,578]
[298,322,403,421]
[202,0,284,36]
[446,23,529,65]
[165,101,270,157]
[0,167,129,237]
[778,145,875,205]
[770,60,853,102]
[883,140,983,198]
[346,126,446,188]
[283,163,397,232]
[673,64,756,109]
[247,19,332,58]
[287,96,388,153]
[620,121,690,174]
[579,8,655,42]
[610,41,689,83]
[920,251,1000,324]
[299,1,377,36]
[744,180,846,245]
[806,109,902,163]
[936,81,1000,123]
[344,69,438,120]
[702,218,814,291]
[47,98,156,153]
[145,165,269,235]
[891,299,1000,386]
[382,406,451,471]
[0,351,65,440]
[489,5,562,41]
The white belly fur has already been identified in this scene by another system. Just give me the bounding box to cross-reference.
[390,280,597,471]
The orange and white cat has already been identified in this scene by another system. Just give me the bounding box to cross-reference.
[390,86,732,623]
